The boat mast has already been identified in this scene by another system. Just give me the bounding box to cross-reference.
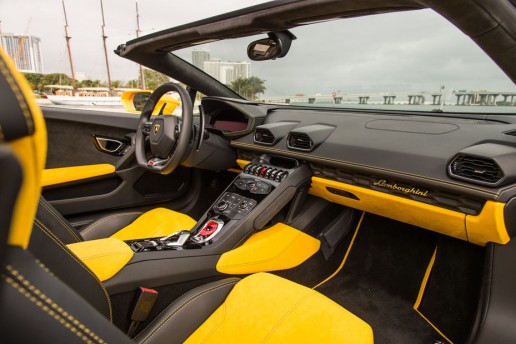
[99,0,112,94]
[136,1,145,89]
[62,0,77,93]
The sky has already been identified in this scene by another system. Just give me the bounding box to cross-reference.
[1,0,515,96]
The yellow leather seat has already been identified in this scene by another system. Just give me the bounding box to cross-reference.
[0,48,373,344]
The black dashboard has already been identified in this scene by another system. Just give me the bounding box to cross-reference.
[200,96,516,246]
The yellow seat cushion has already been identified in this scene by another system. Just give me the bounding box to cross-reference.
[186,273,374,344]
[110,208,197,241]
[67,238,133,282]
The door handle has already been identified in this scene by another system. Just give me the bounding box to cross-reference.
[93,136,128,155]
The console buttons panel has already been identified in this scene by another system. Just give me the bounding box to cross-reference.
[234,178,272,195]
[213,192,257,220]
[244,164,288,182]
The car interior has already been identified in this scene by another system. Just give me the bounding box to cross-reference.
[1,0,516,343]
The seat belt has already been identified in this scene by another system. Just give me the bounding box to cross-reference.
[127,287,159,337]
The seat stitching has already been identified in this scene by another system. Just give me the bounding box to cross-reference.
[6,265,106,343]
[81,212,142,235]
[262,290,313,343]
[3,275,94,343]
[33,219,113,321]
[136,279,239,343]
[0,56,34,132]
[198,301,227,344]
[39,199,82,242]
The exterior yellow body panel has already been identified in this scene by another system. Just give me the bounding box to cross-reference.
[111,208,196,241]
[41,164,116,187]
[186,273,373,344]
[67,238,133,282]
[1,48,47,249]
[216,223,320,274]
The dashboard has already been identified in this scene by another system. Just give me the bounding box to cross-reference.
[200,96,516,246]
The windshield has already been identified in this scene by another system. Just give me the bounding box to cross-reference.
[176,9,516,114]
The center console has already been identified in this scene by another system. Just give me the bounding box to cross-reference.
[105,154,312,294]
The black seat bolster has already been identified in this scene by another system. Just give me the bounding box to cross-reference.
[37,197,83,244]
[28,218,113,320]
[135,277,240,344]
[0,247,132,344]
[80,212,143,241]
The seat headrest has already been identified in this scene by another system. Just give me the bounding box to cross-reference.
[0,48,47,252]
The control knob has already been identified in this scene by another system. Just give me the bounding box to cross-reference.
[216,200,228,211]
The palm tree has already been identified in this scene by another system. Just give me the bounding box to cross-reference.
[229,76,266,100]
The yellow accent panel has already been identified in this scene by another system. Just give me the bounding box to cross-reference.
[186,273,373,344]
[466,201,509,245]
[310,176,468,241]
[41,164,116,187]
[121,90,180,115]
[216,223,320,274]
[236,159,250,169]
[0,48,47,249]
[415,309,453,344]
[111,208,196,241]
[67,238,133,282]
[313,212,365,289]
[414,248,437,309]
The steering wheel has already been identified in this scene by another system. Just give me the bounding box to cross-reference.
[135,83,193,175]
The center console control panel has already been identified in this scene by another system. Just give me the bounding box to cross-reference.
[213,192,257,220]
[243,164,289,182]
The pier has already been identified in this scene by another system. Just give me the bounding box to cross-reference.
[260,90,516,106]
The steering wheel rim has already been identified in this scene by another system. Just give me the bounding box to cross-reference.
[135,82,193,175]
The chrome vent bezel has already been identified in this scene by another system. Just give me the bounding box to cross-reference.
[287,132,314,151]
[448,154,504,186]
[253,128,276,145]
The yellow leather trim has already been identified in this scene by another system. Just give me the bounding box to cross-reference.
[216,223,320,274]
[466,201,509,246]
[310,176,468,241]
[0,48,47,249]
[313,212,365,289]
[414,247,437,309]
[41,164,116,187]
[67,238,133,282]
[186,273,373,344]
[110,208,196,241]
[236,159,250,169]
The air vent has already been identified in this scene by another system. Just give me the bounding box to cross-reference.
[254,128,275,145]
[449,154,503,185]
[287,132,314,151]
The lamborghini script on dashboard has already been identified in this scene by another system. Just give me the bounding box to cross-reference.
[373,179,429,197]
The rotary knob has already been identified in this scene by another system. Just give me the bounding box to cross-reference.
[216,200,228,211]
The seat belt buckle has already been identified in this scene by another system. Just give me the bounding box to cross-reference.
[127,287,158,337]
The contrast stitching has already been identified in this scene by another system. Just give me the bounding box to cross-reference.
[35,259,53,276]
[197,301,227,344]
[81,212,142,235]
[2,275,95,343]
[0,56,34,132]
[33,219,113,321]
[137,279,239,343]
[39,199,82,242]
[6,265,105,343]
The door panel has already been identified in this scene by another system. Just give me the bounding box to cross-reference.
[41,106,193,217]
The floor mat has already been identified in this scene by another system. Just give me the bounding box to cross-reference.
[316,213,447,344]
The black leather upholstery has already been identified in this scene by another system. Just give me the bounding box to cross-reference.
[36,197,83,244]
[80,211,142,241]
[28,217,113,319]
[135,278,240,344]
[0,247,131,344]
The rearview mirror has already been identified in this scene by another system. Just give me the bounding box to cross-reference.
[247,30,296,61]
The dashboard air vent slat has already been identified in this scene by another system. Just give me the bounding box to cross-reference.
[287,132,314,151]
[449,154,503,185]
[254,128,275,145]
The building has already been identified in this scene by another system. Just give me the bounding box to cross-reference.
[0,33,44,73]
[203,60,251,84]
[192,49,210,71]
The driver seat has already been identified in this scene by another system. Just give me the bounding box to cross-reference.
[0,48,374,343]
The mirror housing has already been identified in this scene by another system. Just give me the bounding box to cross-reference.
[121,90,180,115]
[247,30,296,61]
